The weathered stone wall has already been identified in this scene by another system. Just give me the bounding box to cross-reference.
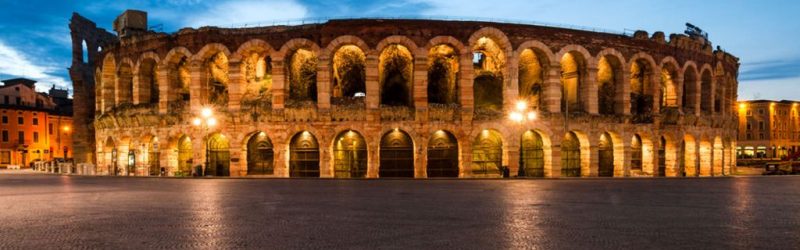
[75,17,740,178]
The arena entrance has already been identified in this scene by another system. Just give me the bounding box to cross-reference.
[206,133,230,176]
[289,131,320,178]
[379,129,414,178]
[561,132,581,177]
[598,133,614,177]
[333,130,367,178]
[427,130,459,177]
[177,135,193,176]
[471,130,503,177]
[247,132,274,175]
[520,130,545,177]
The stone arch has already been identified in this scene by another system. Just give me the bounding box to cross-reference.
[378,43,414,107]
[331,130,368,178]
[427,42,461,105]
[471,32,510,116]
[191,43,232,62]
[288,131,321,178]
[134,52,160,105]
[598,131,624,177]
[520,129,553,177]
[595,49,626,115]
[192,45,231,107]
[516,40,554,110]
[659,57,681,109]
[101,136,117,175]
[280,39,320,105]
[379,128,416,178]
[330,44,367,103]
[714,64,727,114]
[628,52,657,114]
[375,35,420,57]
[231,39,275,61]
[100,53,116,112]
[94,68,103,112]
[557,45,592,113]
[468,27,513,56]
[425,36,467,56]
[235,40,275,104]
[169,134,193,176]
[682,61,700,114]
[161,47,192,111]
[700,65,714,114]
[427,130,460,178]
[205,132,231,176]
[471,129,504,177]
[243,131,275,175]
[323,35,371,59]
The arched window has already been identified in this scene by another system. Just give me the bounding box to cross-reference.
[428,44,460,105]
[518,49,545,110]
[332,45,366,104]
[287,49,318,105]
[380,129,414,178]
[379,44,413,107]
[427,130,459,177]
[247,132,274,175]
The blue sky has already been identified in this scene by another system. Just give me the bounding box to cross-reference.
[0,0,798,100]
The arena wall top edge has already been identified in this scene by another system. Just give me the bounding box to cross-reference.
[98,16,740,74]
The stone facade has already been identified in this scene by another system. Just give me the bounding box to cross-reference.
[736,100,800,159]
[70,12,740,178]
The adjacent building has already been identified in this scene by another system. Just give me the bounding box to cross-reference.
[0,78,73,168]
[736,100,800,159]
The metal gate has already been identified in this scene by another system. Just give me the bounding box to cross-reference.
[380,130,414,178]
[520,131,544,177]
[427,131,459,177]
[290,132,320,177]
[247,134,274,175]
[207,134,230,177]
[598,134,614,177]
[471,131,502,177]
[333,131,367,178]
[177,136,193,176]
[561,133,581,177]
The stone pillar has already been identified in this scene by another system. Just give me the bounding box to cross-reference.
[273,139,288,177]
[584,67,599,114]
[365,54,380,121]
[505,137,520,177]
[693,79,702,116]
[586,145,597,177]
[415,141,428,178]
[317,55,332,112]
[188,61,204,113]
[366,131,380,178]
[674,77,685,112]
[505,56,519,113]
[618,139,631,177]
[618,71,631,115]
[157,67,169,114]
[459,53,474,122]
[543,66,562,113]
[271,59,286,109]
[229,138,244,177]
[460,137,472,178]
[413,56,429,122]
[227,60,243,112]
[548,144,562,178]
[319,134,333,178]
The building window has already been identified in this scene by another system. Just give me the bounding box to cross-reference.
[33,132,38,143]
[49,124,53,134]
[33,117,38,125]
[759,121,764,130]
[1,116,6,124]
[746,123,751,130]
[0,151,10,164]
[1,130,7,142]
[18,131,24,144]
[746,133,752,140]
[17,116,23,125]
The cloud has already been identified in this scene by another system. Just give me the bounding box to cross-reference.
[739,58,800,81]
[0,40,71,92]
[183,0,308,28]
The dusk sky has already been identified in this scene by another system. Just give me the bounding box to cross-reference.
[0,0,797,100]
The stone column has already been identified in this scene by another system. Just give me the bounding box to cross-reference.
[619,139,631,177]
[227,60,243,112]
[414,56,429,122]
[543,66,562,113]
[505,136,520,177]
[188,61,204,113]
[674,77,685,112]
[271,59,286,110]
[157,67,169,114]
[229,137,244,177]
[505,56,519,113]
[693,79,702,116]
[319,133,333,178]
[460,137,472,178]
[415,141,428,178]
[365,54,380,122]
[317,56,332,121]
[618,71,631,115]
[459,53,474,122]
[651,72,661,114]
[586,144,597,177]
[548,144,562,178]
[584,67,599,114]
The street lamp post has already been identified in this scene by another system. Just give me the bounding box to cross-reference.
[192,107,217,177]
[509,100,538,177]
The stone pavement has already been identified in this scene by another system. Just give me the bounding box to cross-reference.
[0,174,798,249]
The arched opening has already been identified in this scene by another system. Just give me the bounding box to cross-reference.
[520,130,545,177]
[379,129,414,178]
[203,52,229,107]
[103,137,117,175]
[631,134,643,172]
[660,64,679,108]
[683,67,698,114]
[167,56,190,112]
[115,62,132,105]
[658,136,667,176]
[379,44,413,107]
[560,52,585,113]
[701,70,713,114]
[287,48,318,105]
[145,136,160,176]
[289,131,320,177]
[427,130,459,177]
[206,133,230,176]
[630,59,653,115]
[177,135,192,176]
[561,132,581,177]
[333,130,368,178]
[241,53,272,104]
[598,133,614,177]
[471,129,503,177]
[137,58,158,105]
[518,49,545,110]
[246,132,274,175]
[81,40,89,63]
[427,44,459,105]
[332,45,366,105]
[597,55,622,115]
[473,37,505,115]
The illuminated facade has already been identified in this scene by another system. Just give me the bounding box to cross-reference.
[736,100,800,159]
[0,78,73,167]
[69,11,740,177]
